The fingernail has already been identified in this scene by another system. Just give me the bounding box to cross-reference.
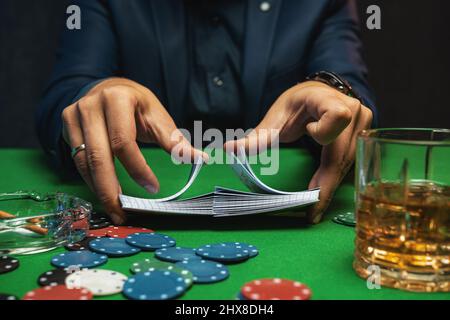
[144,184,159,194]
[202,153,210,164]
[312,213,323,224]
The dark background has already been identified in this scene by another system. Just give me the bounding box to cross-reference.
[0,0,449,148]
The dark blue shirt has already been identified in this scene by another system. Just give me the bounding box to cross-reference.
[185,0,246,131]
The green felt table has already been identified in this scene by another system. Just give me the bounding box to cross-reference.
[0,148,448,300]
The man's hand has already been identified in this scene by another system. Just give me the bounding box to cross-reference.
[62,78,207,224]
[224,81,373,224]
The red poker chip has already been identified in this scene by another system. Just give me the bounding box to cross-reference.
[241,278,312,300]
[23,285,93,300]
[105,226,154,238]
[87,228,110,237]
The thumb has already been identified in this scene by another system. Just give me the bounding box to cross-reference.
[304,96,353,146]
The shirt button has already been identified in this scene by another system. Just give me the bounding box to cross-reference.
[213,76,224,87]
[260,1,271,12]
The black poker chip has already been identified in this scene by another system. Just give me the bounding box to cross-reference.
[65,237,96,251]
[332,212,356,227]
[0,293,18,300]
[37,268,70,287]
[0,256,19,274]
[89,214,112,230]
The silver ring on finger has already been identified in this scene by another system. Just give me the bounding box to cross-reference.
[71,144,86,158]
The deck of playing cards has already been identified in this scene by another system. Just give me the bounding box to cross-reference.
[119,148,320,217]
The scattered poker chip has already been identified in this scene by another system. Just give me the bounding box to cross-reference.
[195,243,250,263]
[106,226,154,239]
[222,242,259,258]
[0,293,18,300]
[241,278,312,300]
[38,268,71,287]
[155,247,201,262]
[130,258,174,274]
[65,269,128,296]
[165,266,194,288]
[176,259,229,284]
[236,292,246,300]
[65,237,96,251]
[125,232,176,251]
[87,227,110,237]
[332,212,356,227]
[123,270,188,300]
[129,258,193,287]
[89,216,111,230]
[51,251,108,269]
[23,285,93,300]
[89,237,141,257]
[0,255,19,274]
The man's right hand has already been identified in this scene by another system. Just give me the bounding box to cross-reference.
[62,78,207,224]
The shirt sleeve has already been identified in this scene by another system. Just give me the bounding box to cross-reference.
[35,0,118,172]
[305,0,378,126]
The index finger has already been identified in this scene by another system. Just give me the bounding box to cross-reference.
[102,89,160,194]
[304,93,354,146]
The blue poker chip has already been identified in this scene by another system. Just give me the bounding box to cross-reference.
[222,242,259,258]
[155,247,201,263]
[89,237,141,257]
[195,243,250,263]
[51,251,108,269]
[125,233,176,251]
[236,292,247,300]
[176,259,229,284]
[123,270,188,300]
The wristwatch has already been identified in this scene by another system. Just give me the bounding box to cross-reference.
[306,71,362,102]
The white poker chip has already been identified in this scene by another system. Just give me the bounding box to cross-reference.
[65,269,128,296]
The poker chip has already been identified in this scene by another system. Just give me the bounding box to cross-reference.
[125,232,176,251]
[87,227,110,237]
[0,255,19,274]
[130,258,174,274]
[332,212,356,227]
[165,266,194,288]
[222,242,259,258]
[106,226,154,238]
[0,293,18,300]
[241,278,312,300]
[23,285,93,300]
[65,269,128,296]
[65,237,96,251]
[38,268,71,287]
[89,237,141,257]
[195,243,250,263]
[236,292,246,300]
[89,216,111,230]
[51,251,108,269]
[123,270,188,300]
[176,259,229,284]
[155,247,201,262]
